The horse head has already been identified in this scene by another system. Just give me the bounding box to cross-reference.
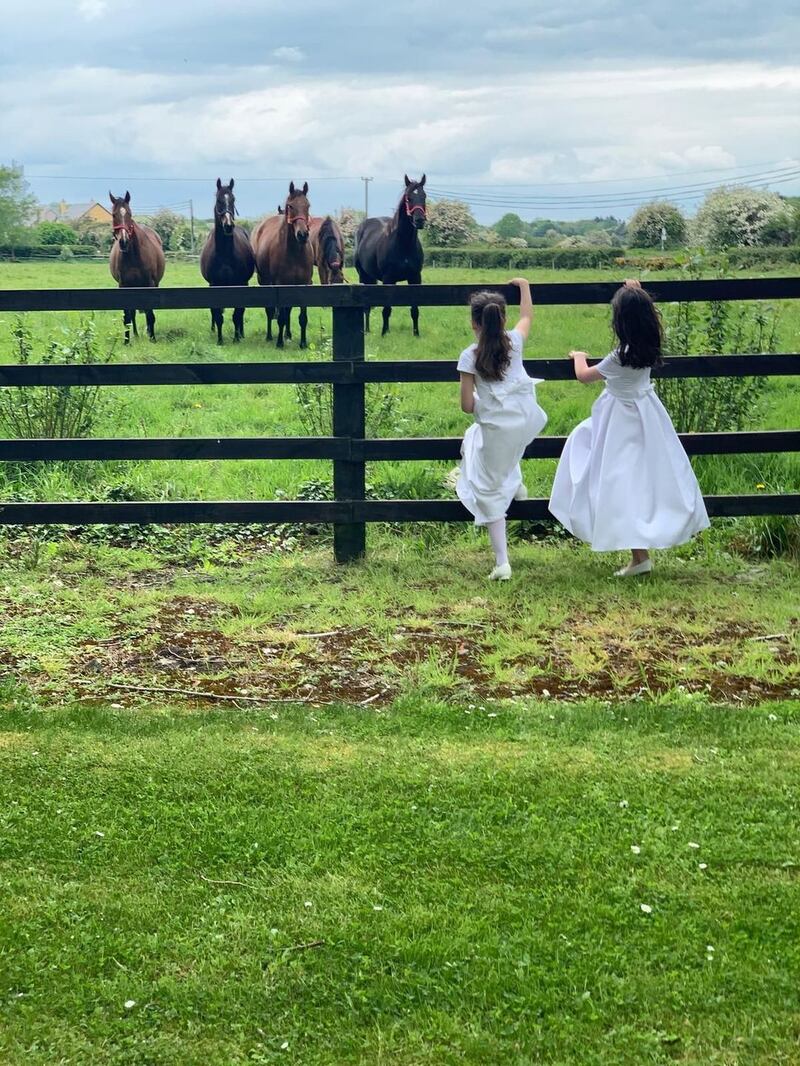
[109,189,134,251]
[215,177,236,236]
[320,218,345,283]
[284,181,310,245]
[403,173,427,230]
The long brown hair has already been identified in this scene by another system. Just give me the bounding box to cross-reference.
[470,291,511,380]
[611,285,664,368]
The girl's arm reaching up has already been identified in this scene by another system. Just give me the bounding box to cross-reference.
[570,350,604,384]
[508,277,533,341]
[460,372,476,413]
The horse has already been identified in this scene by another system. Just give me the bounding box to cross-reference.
[309,216,346,284]
[108,191,166,344]
[251,182,313,348]
[353,174,426,336]
[199,178,255,344]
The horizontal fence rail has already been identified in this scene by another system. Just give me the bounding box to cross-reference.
[1,430,798,463]
[0,354,798,387]
[1,278,798,559]
[1,277,799,314]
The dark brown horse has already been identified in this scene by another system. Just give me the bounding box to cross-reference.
[199,178,255,344]
[309,216,346,284]
[108,191,166,343]
[251,182,314,347]
[353,174,426,335]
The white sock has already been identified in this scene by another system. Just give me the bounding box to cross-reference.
[487,519,508,567]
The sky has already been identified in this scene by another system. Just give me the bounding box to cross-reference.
[4,0,800,223]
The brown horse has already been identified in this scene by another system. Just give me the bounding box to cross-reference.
[199,178,255,344]
[251,181,313,348]
[108,191,166,343]
[309,216,346,284]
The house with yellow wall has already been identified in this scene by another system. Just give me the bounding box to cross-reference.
[37,200,112,224]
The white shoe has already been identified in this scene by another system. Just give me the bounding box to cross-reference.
[489,563,512,581]
[513,483,529,501]
[614,559,653,577]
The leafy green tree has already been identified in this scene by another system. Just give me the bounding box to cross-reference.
[626,202,686,248]
[493,213,525,240]
[0,163,36,243]
[693,186,793,248]
[36,221,78,246]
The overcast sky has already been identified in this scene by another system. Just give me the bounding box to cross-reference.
[4,0,799,222]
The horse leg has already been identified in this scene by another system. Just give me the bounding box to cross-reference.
[409,272,422,336]
[276,308,288,349]
[356,265,373,333]
[123,309,131,346]
[233,308,244,342]
[381,283,395,337]
[299,307,308,349]
[212,308,224,346]
[132,310,139,338]
[145,309,156,342]
[285,309,292,341]
[266,308,274,342]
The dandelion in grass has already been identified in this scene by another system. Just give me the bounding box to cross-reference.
[688,841,700,849]
[304,900,313,908]
[373,905,384,911]
[631,845,641,855]
[756,483,766,490]
[768,714,778,722]
[281,1041,289,1051]
[619,800,629,809]
[699,862,708,870]
[124,999,136,1010]
[640,903,653,914]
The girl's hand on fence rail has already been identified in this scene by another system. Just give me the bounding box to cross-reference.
[623,278,642,289]
[508,278,533,341]
[569,349,590,360]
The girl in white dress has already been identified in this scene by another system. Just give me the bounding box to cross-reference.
[456,279,548,580]
[549,280,709,576]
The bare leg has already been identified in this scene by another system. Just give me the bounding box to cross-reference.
[298,307,308,349]
[487,519,508,567]
[631,549,650,565]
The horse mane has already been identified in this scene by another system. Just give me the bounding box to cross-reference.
[319,216,335,241]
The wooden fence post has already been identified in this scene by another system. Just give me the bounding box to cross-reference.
[332,305,366,562]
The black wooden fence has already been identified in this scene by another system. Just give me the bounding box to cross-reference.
[0,277,798,561]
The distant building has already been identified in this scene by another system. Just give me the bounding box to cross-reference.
[36,200,112,224]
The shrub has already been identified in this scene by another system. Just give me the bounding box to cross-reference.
[656,266,778,433]
[36,221,78,246]
[0,316,115,440]
[425,200,476,247]
[693,186,794,248]
[335,207,364,247]
[626,202,686,248]
[58,245,75,261]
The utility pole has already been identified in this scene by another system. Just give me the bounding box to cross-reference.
[189,200,196,255]
[361,176,373,218]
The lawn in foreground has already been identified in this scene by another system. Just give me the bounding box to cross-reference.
[1,691,799,1065]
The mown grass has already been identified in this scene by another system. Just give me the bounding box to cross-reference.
[1,687,799,1065]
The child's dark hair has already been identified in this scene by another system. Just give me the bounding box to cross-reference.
[470,291,511,381]
[611,285,664,368]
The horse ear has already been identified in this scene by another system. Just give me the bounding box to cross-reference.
[229,178,234,189]
[289,181,296,195]
[124,190,131,203]
[302,182,308,195]
[420,173,426,186]
[404,174,411,187]
[216,178,222,189]
[109,191,115,205]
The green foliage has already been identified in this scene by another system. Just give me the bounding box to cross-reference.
[0,163,36,244]
[35,221,78,246]
[145,208,190,251]
[693,186,794,248]
[657,264,778,433]
[493,212,526,240]
[335,206,364,247]
[626,201,686,248]
[425,199,477,247]
[0,243,97,259]
[0,316,114,440]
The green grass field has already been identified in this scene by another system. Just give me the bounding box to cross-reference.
[1,533,799,1064]
[0,260,798,511]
